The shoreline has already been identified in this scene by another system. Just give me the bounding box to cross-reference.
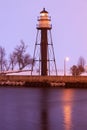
[0,81,87,88]
[0,75,87,88]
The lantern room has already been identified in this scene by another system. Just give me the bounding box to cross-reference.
[37,8,51,29]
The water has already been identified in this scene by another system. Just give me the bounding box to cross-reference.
[0,87,87,130]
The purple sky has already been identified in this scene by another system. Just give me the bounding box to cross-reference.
[0,0,87,71]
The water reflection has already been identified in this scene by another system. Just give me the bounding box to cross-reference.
[40,88,49,130]
[0,88,87,130]
[63,89,74,130]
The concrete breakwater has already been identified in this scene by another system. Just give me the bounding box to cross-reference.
[0,80,65,87]
[0,81,87,88]
[0,75,87,88]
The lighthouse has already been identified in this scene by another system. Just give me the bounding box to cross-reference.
[31,8,57,76]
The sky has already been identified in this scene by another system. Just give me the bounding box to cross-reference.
[0,0,87,72]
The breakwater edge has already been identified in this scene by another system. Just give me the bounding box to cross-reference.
[0,75,87,88]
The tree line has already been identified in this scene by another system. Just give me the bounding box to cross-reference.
[0,40,86,76]
[0,40,33,72]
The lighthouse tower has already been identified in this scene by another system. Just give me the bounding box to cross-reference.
[31,8,57,76]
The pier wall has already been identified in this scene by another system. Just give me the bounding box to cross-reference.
[0,75,87,83]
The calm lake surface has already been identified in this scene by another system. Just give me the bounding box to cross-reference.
[0,87,87,130]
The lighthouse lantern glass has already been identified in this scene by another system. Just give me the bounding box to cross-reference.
[40,12,48,17]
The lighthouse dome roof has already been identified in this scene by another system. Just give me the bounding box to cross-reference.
[40,8,48,14]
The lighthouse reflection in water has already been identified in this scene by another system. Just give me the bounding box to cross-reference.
[0,88,87,130]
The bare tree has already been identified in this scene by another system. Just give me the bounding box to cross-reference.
[21,54,34,69]
[70,65,79,76]
[13,40,33,70]
[78,56,86,68]
[0,46,7,72]
[77,56,85,73]
[70,56,86,76]
[9,52,17,70]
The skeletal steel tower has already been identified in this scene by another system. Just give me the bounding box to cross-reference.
[31,8,57,76]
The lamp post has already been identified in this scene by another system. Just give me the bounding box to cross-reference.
[64,57,69,76]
